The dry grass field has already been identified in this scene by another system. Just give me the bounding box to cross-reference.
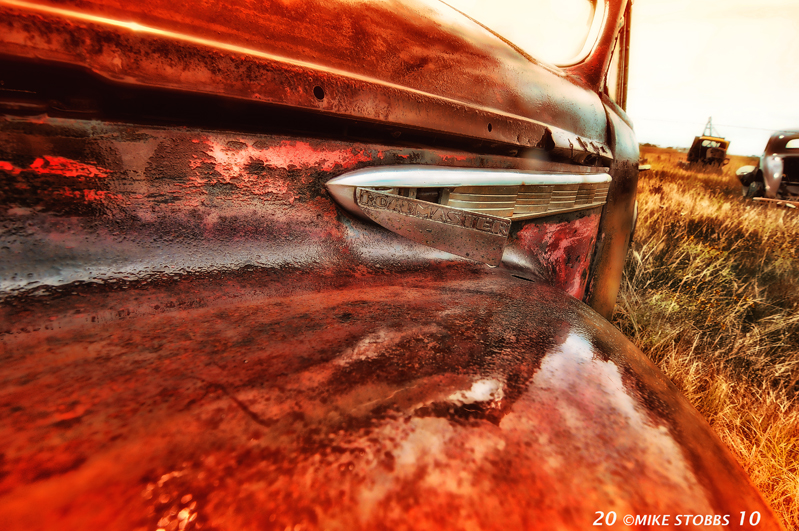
[612,146,799,528]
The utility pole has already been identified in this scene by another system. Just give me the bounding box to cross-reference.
[703,117,717,137]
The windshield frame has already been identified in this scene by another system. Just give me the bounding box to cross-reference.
[440,0,609,67]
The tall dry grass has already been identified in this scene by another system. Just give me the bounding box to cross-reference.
[613,146,799,528]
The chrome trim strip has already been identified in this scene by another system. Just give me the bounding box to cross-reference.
[327,165,611,215]
[510,203,607,220]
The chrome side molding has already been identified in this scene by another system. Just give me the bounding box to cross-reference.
[327,166,611,219]
[326,165,612,264]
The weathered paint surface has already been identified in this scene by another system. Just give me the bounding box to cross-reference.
[0,0,638,315]
[0,116,595,297]
[0,270,781,530]
[513,212,601,299]
[185,139,375,201]
[0,113,780,527]
[585,98,639,318]
[203,140,376,174]
[0,156,110,178]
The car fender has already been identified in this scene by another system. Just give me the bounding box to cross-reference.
[0,267,782,530]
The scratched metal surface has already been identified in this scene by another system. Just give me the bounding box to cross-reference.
[0,116,594,299]
[0,269,781,530]
[0,0,639,315]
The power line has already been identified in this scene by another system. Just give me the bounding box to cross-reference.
[632,117,778,132]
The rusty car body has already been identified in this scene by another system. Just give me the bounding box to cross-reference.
[738,131,799,199]
[686,135,730,167]
[681,119,730,169]
[0,0,783,529]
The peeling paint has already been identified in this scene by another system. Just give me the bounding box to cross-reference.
[183,139,375,200]
[0,156,110,179]
[208,140,373,173]
[515,213,601,299]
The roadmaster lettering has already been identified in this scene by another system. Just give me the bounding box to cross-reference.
[357,188,510,236]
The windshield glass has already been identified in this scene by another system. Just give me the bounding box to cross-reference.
[443,0,602,65]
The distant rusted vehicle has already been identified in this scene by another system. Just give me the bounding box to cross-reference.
[686,135,730,166]
[682,118,730,168]
[738,131,799,200]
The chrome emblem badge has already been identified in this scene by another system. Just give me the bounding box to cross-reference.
[356,188,510,266]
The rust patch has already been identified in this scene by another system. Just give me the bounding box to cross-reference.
[184,139,375,202]
[514,213,601,299]
[0,156,110,179]
[205,140,374,173]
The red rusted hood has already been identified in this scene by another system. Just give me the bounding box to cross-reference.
[0,267,781,530]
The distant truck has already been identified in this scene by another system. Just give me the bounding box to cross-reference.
[681,117,730,168]
[686,135,730,166]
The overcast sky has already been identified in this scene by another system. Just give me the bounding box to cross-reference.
[626,0,799,155]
